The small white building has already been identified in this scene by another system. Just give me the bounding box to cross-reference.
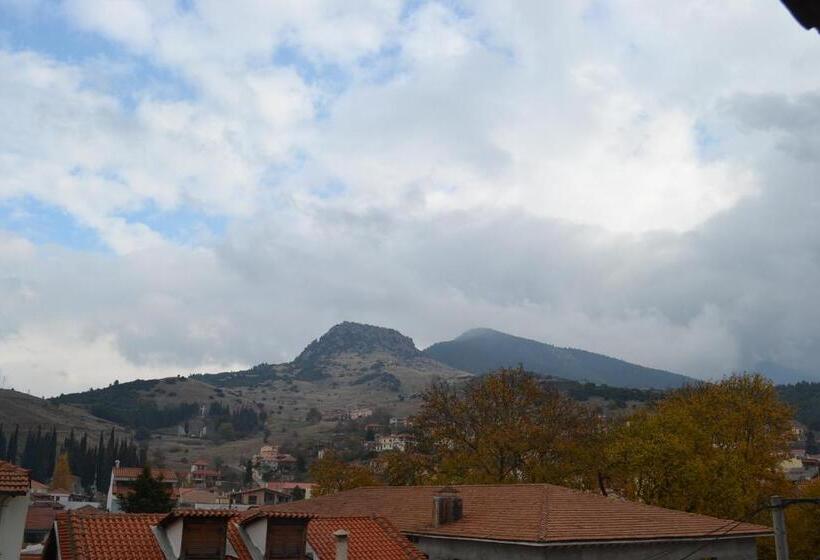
[0,460,31,560]
[350,408,373,420]
[374,434,414,452]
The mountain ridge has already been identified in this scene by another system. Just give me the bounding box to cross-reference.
[424,327,694,389]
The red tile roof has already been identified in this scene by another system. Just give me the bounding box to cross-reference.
[158,508,236,527]
[270,484,772,544]
[0,460,30,494]
[263,481,317,491]
[112,467,178,482]
[308,517,427,560]
[50,508,425,560]
[26,502,64,532]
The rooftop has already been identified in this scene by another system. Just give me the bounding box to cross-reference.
[48,508,423,560]
[270,484,772,544]
[112,467,178,482]
[0,460,30,495]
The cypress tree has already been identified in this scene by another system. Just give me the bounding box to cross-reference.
[6,425,19,464]
[95,431,107,493]
[46,427,58,483]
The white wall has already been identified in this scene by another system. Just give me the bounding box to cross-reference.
[0,494,31,560]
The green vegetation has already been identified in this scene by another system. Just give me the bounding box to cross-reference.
[118,465,176,513]
[777,381,820,430]
[424,328,693,389]
[53,379,198,430]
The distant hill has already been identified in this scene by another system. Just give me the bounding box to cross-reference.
[754,361,820,385]
[0,388,120,436]
[424,328,694,389]
[196,321,469,393]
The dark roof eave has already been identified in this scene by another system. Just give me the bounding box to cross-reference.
[403,530,774,547]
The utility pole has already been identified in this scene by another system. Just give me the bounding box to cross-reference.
[769,495,820,560]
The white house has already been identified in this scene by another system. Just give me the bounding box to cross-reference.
[0,460,31,560]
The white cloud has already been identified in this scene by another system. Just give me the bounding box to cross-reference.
[1,0,819,392]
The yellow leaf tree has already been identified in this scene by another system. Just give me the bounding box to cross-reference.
[309,453,378,497]
[412,367,604,489]
[51,452,74,491]
[605,374,793,520]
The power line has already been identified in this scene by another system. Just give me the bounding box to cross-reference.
[636,505,770,560]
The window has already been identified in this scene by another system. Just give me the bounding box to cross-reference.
[266,520,306,560]
[247,495,257,505]
[181,519,226,560]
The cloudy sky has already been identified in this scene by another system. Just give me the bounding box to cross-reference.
[0,1,818,395]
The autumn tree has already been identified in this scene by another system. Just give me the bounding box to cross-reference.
[309,453,378,496]
[119,465,176,513]
[51,453,74,491]
[378,450,434,486]
[605,374,792,520]
[412,367,603,488]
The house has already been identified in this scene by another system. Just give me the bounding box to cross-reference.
[254,445,298,481]
[262,482,317,500]
[188,459,220,487]
[374,434,414,452]
[43,507,425,560]
[271,484,772,560]
[24,501,64,545]
[177,487,231,510]
[0,460,31,560]
[349,408,373,420]
[231,486,292,507]
[106,465,178,512]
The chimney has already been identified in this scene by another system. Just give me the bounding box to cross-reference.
[432,487,463,527]
[114,459,120,468]
[333,529,349,560]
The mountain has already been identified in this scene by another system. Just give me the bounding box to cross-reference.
[197,321,469,392]
[753,361,820,385]
[424,328,694,389]
[0,388,120,435]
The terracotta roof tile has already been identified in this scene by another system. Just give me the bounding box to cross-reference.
[112,467,178,482]
[0,460,30,494]
[308,517,426,560]
[158,508,236,527]
[270,484,772,544]
[26,502,64,532]
[51,508,425,560]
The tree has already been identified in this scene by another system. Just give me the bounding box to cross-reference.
[243,459,254,485]
[378,451,433,486]
[411,367,602,487]
[306,408,322,424]
[118,465,176,513]
[309,453,378,496]
[806,431,818,455]
[605,374,793,521]
[51,453,74,491]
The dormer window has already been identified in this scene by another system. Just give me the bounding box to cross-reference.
[181,518,227,560]
[266,519,306,559]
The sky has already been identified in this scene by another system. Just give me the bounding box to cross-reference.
[0,1,818,396]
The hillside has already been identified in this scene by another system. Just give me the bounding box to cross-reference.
[424,328,694,389]
[0,389,120,435]
[195,322,469,394]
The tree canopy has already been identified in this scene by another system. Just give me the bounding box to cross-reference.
[118,465,176,513]
[605,374,793,520]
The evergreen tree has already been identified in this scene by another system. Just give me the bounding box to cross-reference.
[243,459,254,485]
[6,425,19,464]
[46,426,58,482]
[95,431,107,493]
[0,424,5,459]
[118,465,176,513]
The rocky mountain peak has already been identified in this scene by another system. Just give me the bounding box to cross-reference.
[294,321,421,365]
